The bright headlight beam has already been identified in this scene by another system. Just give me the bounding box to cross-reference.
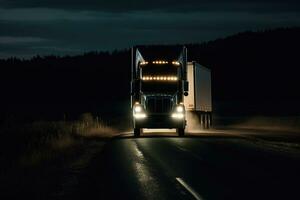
[172,113,184,119]
[134,105,142,112]
[134,113,147,119]
[176,106,184,112]
[133,104,146,119]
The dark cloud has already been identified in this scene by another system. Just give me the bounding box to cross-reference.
[1,10,299,58]
[0,36,47,44]
[1,0,300,12]
[0,0,300,58]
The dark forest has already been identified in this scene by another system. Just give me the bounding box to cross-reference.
[1,27,299,123]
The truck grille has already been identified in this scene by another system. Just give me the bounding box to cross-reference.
[146,97,173,113]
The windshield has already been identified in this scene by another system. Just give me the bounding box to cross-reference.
[141,81,178,93]
[141,63,179,93]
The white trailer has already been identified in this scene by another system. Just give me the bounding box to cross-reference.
[184,61,212,128]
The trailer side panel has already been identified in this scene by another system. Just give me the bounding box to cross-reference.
[184,62,195,110]
[195,63,212,112]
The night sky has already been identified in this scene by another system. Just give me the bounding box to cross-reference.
[0,0,300,58]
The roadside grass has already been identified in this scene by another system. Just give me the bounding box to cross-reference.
[1,120,116,168]
[0,113,117,199]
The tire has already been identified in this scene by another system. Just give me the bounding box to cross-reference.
[177,128,185,137]
[134,128,142,137]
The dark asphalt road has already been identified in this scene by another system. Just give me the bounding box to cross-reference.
[73,133,300,200]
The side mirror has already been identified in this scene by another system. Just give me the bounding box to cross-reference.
[183,81,189,92]
[130,81,135,95]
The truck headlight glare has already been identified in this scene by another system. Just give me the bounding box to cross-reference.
[133,105,146,119]
[134,105,142,112]
[134,113,147,119]
[176,105,184,112]
[172,105,185,119]
[171,113,184,119]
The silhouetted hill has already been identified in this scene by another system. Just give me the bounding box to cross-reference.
[0,27,299,122]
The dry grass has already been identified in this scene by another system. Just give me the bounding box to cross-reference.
[0,113,117,168]
[77,126,119,138]
[0,113,118,199]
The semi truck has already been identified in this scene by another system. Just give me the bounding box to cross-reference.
[130,47,212,136]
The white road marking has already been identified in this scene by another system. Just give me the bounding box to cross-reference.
[134,143,144,159]
[176,177,204,200]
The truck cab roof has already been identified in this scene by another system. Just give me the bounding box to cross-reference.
[135,45,183,61]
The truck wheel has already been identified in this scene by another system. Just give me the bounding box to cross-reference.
[134,128,142,137]
[177,128,185,137]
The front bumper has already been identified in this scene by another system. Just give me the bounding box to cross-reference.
[133,114,186,129]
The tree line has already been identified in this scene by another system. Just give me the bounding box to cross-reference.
[0,27,299,121]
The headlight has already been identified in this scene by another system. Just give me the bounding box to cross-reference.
[171,113,184,119]
[176,105,184,113]
[134,113,147,119]
[133,104,147,119]
[171,105,185,119]
[134,105,142,113]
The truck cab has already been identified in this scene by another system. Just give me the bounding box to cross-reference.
[131,47,189,136]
